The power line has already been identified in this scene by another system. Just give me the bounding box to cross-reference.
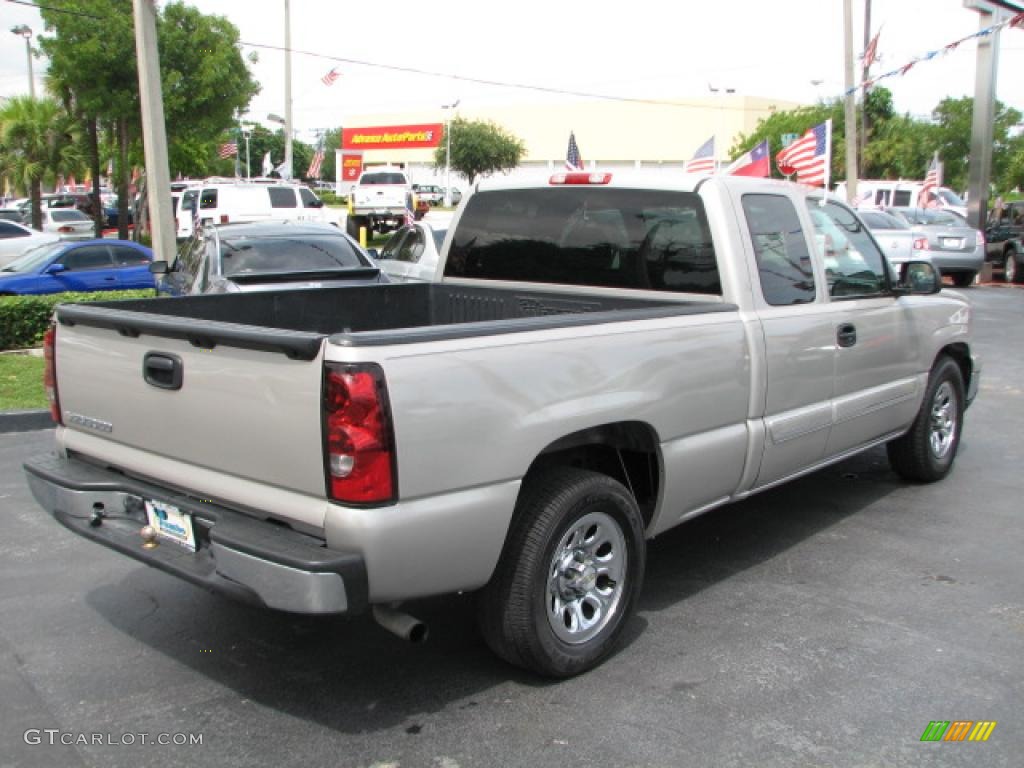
[240,40,763,112]
[5,0,102,20]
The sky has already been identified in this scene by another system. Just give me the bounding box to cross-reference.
[2,0,1024,145]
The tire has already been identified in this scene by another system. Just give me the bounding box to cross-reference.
[887,356,965,483]
[1006,250,1021,284]
[951,271,975,288]
[478,467,646,677]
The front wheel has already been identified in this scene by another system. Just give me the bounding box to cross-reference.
[951,271,976,288]
[478,467,646,677]
[1006,250,1021,284]
[887,356,965,482]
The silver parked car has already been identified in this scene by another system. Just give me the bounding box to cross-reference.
[858,209,916,271]
[884,207,985,287]
[154,220,388,295]
[370,221,447,282]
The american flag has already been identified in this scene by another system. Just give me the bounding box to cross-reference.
[775,120,831,187]
[685,136,716,174]
[218,141,238,159]
[918,154,942,208]
[307,148,325,179]
[565,131,584,171]
[322,68,340,87]
[863,29,881,72]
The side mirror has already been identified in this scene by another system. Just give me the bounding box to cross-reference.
[365,248,379,259]
[309,199,324,208]
[896,260,941,295]
[149,260,169,275]
[44,263,66,275]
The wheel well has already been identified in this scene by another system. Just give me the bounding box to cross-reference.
[524,421,660,528]
[939,343,971,388]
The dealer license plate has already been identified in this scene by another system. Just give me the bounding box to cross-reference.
[145,500,196,551]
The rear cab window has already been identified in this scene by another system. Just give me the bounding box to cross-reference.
[741,194,816,306]
[445,187,721,294]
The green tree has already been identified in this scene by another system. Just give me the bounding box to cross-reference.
[39,0,259,235]
[433,117,525,186]
[930,97,1021,193]
[0,96,81,229]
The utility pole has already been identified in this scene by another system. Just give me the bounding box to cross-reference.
[843,0,858,202]
[965,1,1005,229]
[283,0,293,180]
[131,0,175,264]
[860,0,872,174]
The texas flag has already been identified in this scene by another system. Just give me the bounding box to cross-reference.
[725,139,770,177]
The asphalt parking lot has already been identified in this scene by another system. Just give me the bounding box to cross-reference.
[1,285,1021,768]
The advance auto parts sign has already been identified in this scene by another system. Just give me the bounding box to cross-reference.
[342,124,443,150]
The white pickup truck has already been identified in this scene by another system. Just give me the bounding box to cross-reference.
[25,172,979,677]
[345,168,418,239]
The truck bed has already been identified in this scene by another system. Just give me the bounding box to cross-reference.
[57,284,735,358]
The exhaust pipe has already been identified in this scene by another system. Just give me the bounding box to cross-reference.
[372,605,429,644]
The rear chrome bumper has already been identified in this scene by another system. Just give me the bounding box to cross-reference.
[23,454,367,615]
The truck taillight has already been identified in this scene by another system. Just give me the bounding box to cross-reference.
[323,363,395,504]
[912,236,929,251]
[43,325,62,425]
[549,172,612,185]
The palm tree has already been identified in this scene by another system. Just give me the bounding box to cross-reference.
[0,95,81,230]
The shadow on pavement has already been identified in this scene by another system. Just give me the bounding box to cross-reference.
[83,445,907,735]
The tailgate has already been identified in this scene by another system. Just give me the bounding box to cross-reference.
[53,321,327,520]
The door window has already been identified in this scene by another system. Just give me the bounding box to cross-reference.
[111,246,150,266]
[199,189,218,209]
[299,188,319,208]
[58,246,112,271]
[0,221,27,239]
[806,200,889,298]
[396,227,426,263]
[741,194,816,305]
[378,230,409,261]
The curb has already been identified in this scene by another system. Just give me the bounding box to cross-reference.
[0,410,53,434]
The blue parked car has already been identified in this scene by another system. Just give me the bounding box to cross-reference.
[0,239,154,295]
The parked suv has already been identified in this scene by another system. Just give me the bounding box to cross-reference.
[193,181,331,230]
[412,184,444,206]
[985,201,1024,283]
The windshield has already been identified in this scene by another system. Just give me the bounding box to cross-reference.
[920,210,963,226]
[218,235,369,277]
[360,173,406,185]
[937,188,965,206]
[1,242,63,272]
[51,209,89,222]
[860,211,908,230]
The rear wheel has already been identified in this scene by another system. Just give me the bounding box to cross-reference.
[950,271,976,288]
[887,356,964,482]
[1006,250,1021,284]
[478,467,646,677]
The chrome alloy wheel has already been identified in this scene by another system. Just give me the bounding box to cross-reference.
[546,511,627,645]
[929,381,958,459]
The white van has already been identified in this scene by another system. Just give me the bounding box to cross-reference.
[191,181,332,232]
[836,179,967,217]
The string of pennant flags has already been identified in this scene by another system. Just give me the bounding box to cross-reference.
[846,11,1024,96]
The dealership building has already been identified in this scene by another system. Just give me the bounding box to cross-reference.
[335,94,800,187]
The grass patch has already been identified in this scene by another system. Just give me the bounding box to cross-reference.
[0,354,46,411]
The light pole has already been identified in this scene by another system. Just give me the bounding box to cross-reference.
[442,99,460,207]
[241,126,252,179]
[10,25,34,98]
[283,0,293,180]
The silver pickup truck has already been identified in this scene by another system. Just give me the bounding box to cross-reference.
[25,173,979,677]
